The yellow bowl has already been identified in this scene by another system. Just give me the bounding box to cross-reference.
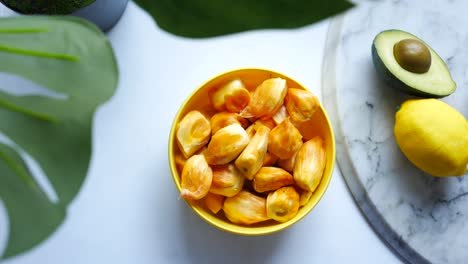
[168,68,335,235]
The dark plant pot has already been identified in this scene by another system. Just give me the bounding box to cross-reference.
[0,0,128,32]
[72,0,129,32]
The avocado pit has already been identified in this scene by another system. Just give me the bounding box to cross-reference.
[393,38,431,73]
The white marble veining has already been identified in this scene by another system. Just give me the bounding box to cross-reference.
[323,0,468,263]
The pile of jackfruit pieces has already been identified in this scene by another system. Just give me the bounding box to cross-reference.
[175,77,326,225]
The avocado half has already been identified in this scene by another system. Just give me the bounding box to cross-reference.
[372,30,456,98]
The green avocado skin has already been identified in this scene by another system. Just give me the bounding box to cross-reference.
[371,43,446,98]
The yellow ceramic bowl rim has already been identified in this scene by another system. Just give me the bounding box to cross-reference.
[168,68,336,235]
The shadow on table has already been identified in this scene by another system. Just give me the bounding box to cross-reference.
[178,201,285,264]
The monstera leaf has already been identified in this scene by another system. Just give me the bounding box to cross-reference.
[133,0,354,38]
[0,16,118,258]
[0,0,96,14]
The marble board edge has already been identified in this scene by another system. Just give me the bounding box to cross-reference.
[320,14,430,264]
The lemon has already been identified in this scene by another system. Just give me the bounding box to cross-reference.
[394,99,468,176]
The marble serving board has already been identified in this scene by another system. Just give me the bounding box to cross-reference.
[322,0,468,263]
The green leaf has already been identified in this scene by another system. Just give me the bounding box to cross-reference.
[0,143,65,259]
[0,0,96,14]
[133,0,354,38]
[0,16,118,258]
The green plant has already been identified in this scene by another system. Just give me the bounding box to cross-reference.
[0,16,118,258]
[0,0,353,259]
[133,0,354,38]
[0,0,95,14]
[1,0,354,37]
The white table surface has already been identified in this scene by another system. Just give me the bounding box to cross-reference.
[0,2,402,263]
